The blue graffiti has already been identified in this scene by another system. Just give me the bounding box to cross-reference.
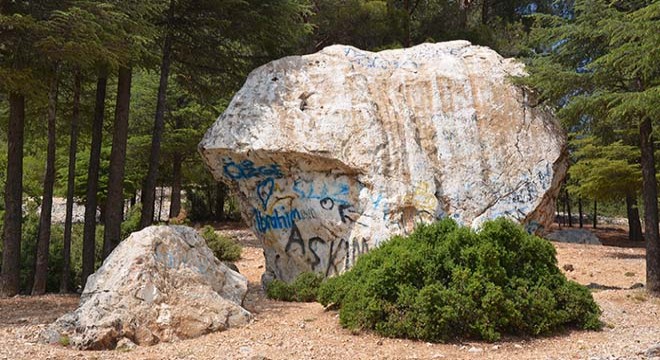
[254,207,317,233]
[223,159,283,180]
[293,179,350,205]
[256,178,275,210]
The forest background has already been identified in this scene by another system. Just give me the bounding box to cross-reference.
[0,0,658,296]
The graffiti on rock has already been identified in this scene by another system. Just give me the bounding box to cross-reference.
[254,207,317,233]
[293,179,351,205]
[222,159,283,180]
[256,178,275,210]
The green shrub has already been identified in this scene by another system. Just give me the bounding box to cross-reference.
[266,272,324,302]
[200,225,242,262]
[318,218,601,342]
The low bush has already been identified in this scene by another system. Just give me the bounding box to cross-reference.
[200,225,242,262]
[266,272,324,302]
[318,218,601,342]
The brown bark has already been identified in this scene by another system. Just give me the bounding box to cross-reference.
[216,183,226,221]
[169,154,182,219]
[103,66,132,258]
[593,200,597,229]
[82,73,108,286]
[566,190,572,227]
[32,74,59,295]
[140,0,176,229]
[640,117,660,294]
[626,193,643,242]
[1,93,25,297]
[59,71,81,293]
[578,196,583,228]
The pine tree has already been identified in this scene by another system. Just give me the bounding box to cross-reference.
[522,0,660,294]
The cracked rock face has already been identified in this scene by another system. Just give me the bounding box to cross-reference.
[199,41,567,283]
[43,226,250,349]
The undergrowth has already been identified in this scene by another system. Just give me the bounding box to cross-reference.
[317,218,602,342]
[200,225,242,262]
[266,272,324,302]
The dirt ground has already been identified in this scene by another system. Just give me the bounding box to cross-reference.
[1,224,658,360]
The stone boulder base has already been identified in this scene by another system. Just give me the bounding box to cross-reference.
[44,226,250,350]
[545,229,602,245]
[199,41,567,284]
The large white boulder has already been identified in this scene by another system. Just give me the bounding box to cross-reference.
[199,41,567,283]
[44,226,250,349]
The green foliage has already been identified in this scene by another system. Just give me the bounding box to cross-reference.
[568,135,641,200]
[14,203,104,293]
[200,225,241,262]
[120,204,143,240]
[521,0,659,130]
[266,272,324,302]
[318,218,601,342]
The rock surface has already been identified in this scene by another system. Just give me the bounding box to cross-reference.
[199,41,567,283]
[545,229,602,245]
[43,226,250,349]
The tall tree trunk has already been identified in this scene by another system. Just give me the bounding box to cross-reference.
[216,183,226,221]
[169,153,182,219]
[593,200,597,229]
[103,66,132,258]
[140,0,175,230]
[578,196,583,228]
[481,0,490,25]
[1,93,25,297]
[32,73,59,295]
[59,71,81,293]
[566,190,572,227]
[640,118,660,294]
[157,185,164,222]
[626,193,643,242]
[563,192,568,227]
[82,73,107,286]
[402,0,411,47]
[556,199,561,229]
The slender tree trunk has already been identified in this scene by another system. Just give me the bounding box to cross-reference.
[169,154,182,219]
[481,0,489,25]
[130,192,136,207]
[103,66,132,258]
[556,199,561,229]
[205,187,213,218]
[626,193,643,242]
[216,183,226,221]
[1,93,25,297]
[402,0,411,47]
[640,118,660,294]
[566,190,572,227]
[157,185,164,222]
[82,73,107,286]
[59,71,82,293]
[578,196,583,228]
[563,192,568,227]
[32,74,59,295]
[140,0,176,229]
[593,200,597,229]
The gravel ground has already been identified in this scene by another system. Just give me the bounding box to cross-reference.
[0,225,658,360]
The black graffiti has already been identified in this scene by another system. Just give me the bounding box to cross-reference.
[326,239,347,277]
[320,197,335,210]
[285,222,305,255]
[338,204,358,223]
[308,237,324,269]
